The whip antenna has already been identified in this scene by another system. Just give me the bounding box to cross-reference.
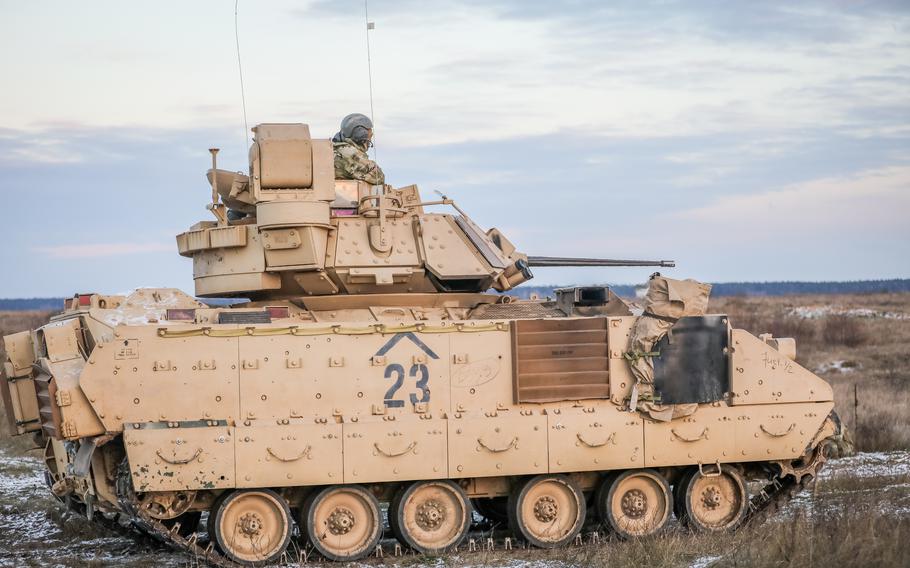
[364,0,377,160]
[235,0,250,154]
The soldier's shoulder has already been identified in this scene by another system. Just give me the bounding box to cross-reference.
[333,141,361,155]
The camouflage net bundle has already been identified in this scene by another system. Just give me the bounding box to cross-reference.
[626,275,712,421]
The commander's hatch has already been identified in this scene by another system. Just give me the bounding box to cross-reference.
[331,182,426,217]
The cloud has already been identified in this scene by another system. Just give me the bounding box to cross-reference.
[302,1,908,44]
[33,242,174,259]
[3,1,908,149]
[0,124,247,169]
[674,166,910,236]
[0,129,85,165]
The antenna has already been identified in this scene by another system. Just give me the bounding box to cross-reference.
[364,0,377,161]
[235,0,250,154]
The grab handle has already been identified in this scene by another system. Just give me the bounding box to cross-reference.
[697,460,724,478]
[576,431,616,448]
[156,447,202,465]
[760,423,796,438]
[373,441,417,458]
[477,436,519,453]
[671,427,709,443]
[267,445,312,462]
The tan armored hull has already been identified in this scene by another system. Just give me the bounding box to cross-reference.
[74,312,834,484]
[3,288,839,563]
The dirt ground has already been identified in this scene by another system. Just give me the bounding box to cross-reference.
[0,293,908,567]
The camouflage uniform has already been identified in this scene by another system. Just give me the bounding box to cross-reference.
[333,138,385,185]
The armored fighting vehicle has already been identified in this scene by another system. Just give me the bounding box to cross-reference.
[2,123,841,566]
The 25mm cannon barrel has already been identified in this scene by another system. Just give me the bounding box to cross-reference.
[526,256,675,268]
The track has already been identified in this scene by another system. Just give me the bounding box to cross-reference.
[93,447,829,567]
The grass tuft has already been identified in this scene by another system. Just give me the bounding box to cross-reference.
[822,315,870,348]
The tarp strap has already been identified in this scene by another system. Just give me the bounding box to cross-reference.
[623,350,660,363]
[642,310,679,324]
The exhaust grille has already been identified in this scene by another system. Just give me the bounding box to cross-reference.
[512,317,609,403]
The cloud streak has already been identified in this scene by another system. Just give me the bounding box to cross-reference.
[675,166,910,235]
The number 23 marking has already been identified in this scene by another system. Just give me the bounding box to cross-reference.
[384,363,430,407]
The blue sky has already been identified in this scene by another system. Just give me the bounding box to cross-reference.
[1,0,908,297]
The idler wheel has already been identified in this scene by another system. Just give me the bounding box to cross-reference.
[677,465,747,532]
[508,474,586,548]
[390,480,472,554]
[302,485,381,561]
[598,469,671,538]
[211,489,292,565]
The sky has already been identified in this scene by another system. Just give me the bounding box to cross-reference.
[1,0,908,298]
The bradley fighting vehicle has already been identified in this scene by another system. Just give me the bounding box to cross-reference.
[1,123,841,566]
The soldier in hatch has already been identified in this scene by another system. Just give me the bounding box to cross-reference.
[332,113,385,185]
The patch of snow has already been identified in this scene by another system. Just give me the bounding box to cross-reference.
[99,288,201,327]
[455,562,574,568]
[102,312,174,326]
[690,556,722,568]
[787,305,910,320]
[821,451,910,480]
[121,288,186,308]
[114,286,169,296]
[815,360,861,374]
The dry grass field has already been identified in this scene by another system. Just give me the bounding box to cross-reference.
[711,293,910,453]
[0,294,907,567]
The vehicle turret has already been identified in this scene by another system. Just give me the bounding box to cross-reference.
[176,123,673,301]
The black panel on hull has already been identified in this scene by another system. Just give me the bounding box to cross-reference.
[652,315,729,404]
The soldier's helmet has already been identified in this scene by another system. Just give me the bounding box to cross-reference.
[339,113,374,145]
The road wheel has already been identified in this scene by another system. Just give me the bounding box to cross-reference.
[598,469,671,538]
[678,465,747,532]
[508,475,586,548]
[302,485,382,561]
[211,489,293,566]
[391,480,472,554]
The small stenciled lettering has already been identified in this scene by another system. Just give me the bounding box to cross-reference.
[762,351,793,374]
[114,339,140,360]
